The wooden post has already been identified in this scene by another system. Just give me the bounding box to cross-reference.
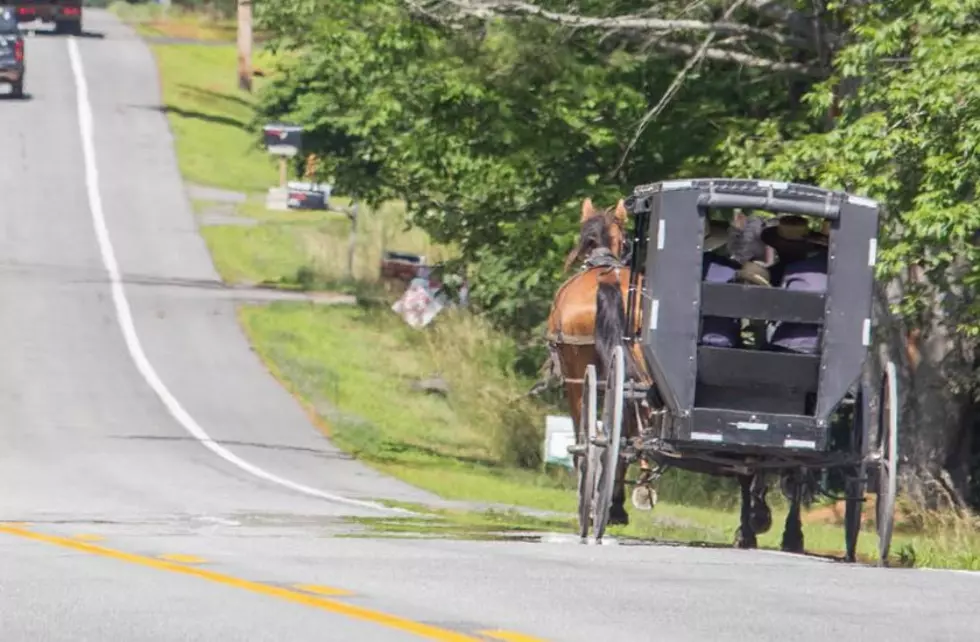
[237,0,253,93]
[278,157,288,188]
[347,202,359,280]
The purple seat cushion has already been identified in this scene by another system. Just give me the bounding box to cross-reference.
[769,252,828,354]
[700,254,741,348]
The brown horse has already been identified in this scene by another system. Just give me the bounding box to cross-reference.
[546,198,650,526]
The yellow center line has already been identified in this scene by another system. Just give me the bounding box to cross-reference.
[0,525,488,642]
[293,584,356,597]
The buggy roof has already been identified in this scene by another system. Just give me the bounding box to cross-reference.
[629,178,879,221]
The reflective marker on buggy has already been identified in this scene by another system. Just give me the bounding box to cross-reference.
[690,432,724,442]
[783,439,817,449]
[733,422,769,431]
[862,318,872,346]
[648,298,659,330]
[868,238,878,266]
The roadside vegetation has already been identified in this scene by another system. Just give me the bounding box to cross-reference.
[112,0,980,569]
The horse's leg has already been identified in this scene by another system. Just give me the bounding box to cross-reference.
[559,345,587,455]
[749,472,773,535]
[734,474,758,549]
[780,472,806,553]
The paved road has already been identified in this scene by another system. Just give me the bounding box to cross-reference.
[0,10,978,642]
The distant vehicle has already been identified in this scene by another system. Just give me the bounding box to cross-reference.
[10,0,81,35]
[0,8,24,98]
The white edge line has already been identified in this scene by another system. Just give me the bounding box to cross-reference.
[66,37,408,517]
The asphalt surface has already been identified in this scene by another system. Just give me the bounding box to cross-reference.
[0,10,978,642]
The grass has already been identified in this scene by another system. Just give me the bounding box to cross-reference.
[136,9,980,570]
[110,1,239,42]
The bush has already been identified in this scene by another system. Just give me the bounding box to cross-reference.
[422,309,551,469]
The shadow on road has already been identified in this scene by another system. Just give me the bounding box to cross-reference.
[28,29,105,40]
[0,92,32,101]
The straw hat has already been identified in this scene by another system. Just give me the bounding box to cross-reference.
[760,215,829,257]
[736,261,772,286]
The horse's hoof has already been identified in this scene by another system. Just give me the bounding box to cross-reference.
[780,533,805,554]
[749,505,773,535]
[608,503,630,526]
[631,485,657,511]
[734,526,757,549]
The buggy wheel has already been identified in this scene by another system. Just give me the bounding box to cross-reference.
[844,377,872,563]
[875,360,899,567]
[575,364,599,540]
[593,345,625,542]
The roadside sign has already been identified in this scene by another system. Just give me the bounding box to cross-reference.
[263,123,303,157]
[544,415,576,469]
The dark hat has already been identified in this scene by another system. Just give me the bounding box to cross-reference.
[760,215,829,255]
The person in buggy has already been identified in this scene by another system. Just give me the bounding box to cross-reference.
[698,213,829,354]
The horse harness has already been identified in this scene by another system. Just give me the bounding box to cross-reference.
[547,247,628,385]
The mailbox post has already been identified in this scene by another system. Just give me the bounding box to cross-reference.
[262,123,303,188]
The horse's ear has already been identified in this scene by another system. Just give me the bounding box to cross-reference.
[614,199,628,223]
[580,198,595,222]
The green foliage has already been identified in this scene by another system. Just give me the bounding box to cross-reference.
[722,0,980,345]
[252,0,795,337]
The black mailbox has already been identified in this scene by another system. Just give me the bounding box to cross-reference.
[263,123,303,157]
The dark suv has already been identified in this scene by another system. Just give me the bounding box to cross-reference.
[0,8,23,98]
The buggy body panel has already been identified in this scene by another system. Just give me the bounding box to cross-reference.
[627,178,881,452]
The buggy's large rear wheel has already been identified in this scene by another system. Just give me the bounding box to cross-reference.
[592,345,625,542]
[844,375,871,563]
[574,364,599,540]
[875,360,899,567]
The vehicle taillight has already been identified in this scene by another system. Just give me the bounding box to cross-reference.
[63,7,80,15]
[14,40,22,62]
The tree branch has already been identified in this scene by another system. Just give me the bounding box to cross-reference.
[614,0,749,176]
[418,0,816,51]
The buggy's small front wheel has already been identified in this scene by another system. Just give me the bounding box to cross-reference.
[574,364,599,540]
[593,345,625,542]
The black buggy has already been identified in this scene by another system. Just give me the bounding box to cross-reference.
[573,178,900,566]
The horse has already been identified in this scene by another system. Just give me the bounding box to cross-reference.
[546,197,646,526]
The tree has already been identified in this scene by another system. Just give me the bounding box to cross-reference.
[718,0,980,504]
[254,0,799,339]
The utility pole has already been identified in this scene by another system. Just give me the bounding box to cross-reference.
[237,0,253,93]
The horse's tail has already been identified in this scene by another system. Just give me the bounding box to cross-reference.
[594,276,641,382]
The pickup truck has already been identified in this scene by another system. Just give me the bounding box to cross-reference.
[0,9,24,98]
[10,0,81,35]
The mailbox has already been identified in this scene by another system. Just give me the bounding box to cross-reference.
[263,123,303,157]
[286,181,331,210]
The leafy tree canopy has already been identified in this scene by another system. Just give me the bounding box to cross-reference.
[253,0,796,336]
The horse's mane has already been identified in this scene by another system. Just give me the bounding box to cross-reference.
[564,211,613,272]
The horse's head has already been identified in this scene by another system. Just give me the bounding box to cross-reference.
[563,197,630,272]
